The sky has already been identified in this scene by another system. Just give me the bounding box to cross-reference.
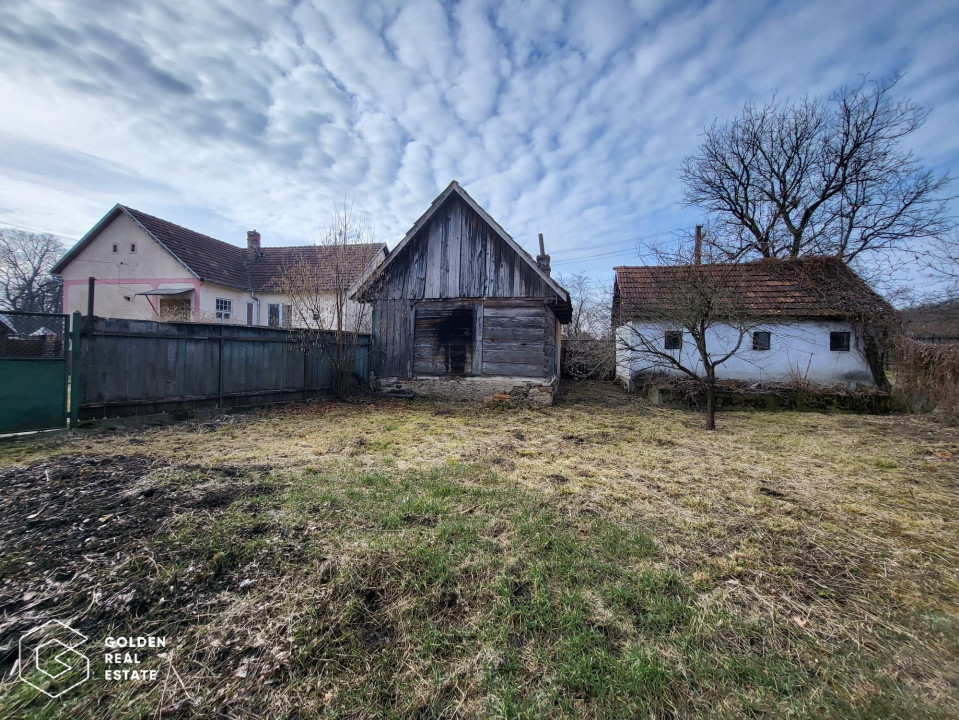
[0,0,957,292]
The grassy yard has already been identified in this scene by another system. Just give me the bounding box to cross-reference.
[0,382,957,719]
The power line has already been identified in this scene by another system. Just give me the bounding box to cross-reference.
[0,220,80,243]
[551,248,641,265]
[548,229,679,255]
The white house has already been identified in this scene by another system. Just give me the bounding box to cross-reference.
[52,204,386,329]
[613,257,894,389]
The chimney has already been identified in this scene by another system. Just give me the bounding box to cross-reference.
[246,229,261,259]
[536,232,551,275]
[693,225,702,265]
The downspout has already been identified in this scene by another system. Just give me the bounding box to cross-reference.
[250,290,260,325]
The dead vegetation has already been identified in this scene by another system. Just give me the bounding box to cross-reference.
[0,383,957,719]
[892,337,959,422]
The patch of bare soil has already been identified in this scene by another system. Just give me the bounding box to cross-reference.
[0,455,270,675]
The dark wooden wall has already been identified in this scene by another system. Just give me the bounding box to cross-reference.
[370,194,561,379]
[78,318,371,419]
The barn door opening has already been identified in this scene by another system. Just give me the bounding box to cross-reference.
[413,302,474,375]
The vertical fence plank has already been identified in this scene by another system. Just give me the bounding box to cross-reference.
[76,319,370,419]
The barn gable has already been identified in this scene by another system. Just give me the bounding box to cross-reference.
[354,181,570,309]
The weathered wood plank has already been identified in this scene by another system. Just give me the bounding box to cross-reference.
[472,302,484,375]
[481,360,546,377]
[483,304,548,318]
[482,326,543,339]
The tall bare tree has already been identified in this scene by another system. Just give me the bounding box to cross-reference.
[280,204,381,399]
[0,229,64,313]
[556,271,615,379]
[681,77,953,264]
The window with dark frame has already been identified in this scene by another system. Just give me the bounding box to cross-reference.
[111,243,119,253]
[130,243,137,253]
[268,303,280,327]
[830,331,850,352]
[664,330,682,350]
[215,297,232,321]
[752,331,771,351]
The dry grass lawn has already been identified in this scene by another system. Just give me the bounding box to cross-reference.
[0,382,957,719]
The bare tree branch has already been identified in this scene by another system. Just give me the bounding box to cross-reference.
[681,77,954,265]
[616,235,764,430]
[278,204,381,399]
[0,229,64,313]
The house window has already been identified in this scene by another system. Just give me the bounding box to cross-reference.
[268,303,280,327]
[283,304,293,329]
[752,331,771,351]
[215,298,232,321]
[664,330,682,350]
[130,243,137,253]
[112,244,119,254]
[830,331,850,352]
[246,302,255,326]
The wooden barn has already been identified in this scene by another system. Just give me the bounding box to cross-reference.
[351,181,572,403]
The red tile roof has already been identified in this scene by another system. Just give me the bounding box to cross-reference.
[245,243,386,292]
[614,257,894,322]
[124,207,249,288]
[54,205,385,292]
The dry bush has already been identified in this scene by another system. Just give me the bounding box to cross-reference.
[892,337,959,422]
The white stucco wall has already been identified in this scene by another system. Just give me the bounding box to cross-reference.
[56,213,371,330]
[616,320,876,388]
[195,284,255,324]
[59,213,199,320]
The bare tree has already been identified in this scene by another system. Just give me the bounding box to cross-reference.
[921,230,959,297]
[280,204,381,399]
[681,77,953,264]
[615,237,763,430]
[557,271,616,379]
[0,229,64,313]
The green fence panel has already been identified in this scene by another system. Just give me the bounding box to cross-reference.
[0,358,68,433]
[0,311,69,433]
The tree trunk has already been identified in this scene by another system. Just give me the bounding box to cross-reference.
[863,331,891,391]
[705,373,717,431]
[335,339,349,400]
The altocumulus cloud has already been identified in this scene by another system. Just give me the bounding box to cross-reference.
[0,0,956,281]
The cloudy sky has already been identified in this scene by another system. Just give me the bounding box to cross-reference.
[0,0,956,286]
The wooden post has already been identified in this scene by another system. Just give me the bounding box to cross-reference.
[694,226,703,265]
[86,277,95,320]
[69,311,82,428]
[217,325,224,408]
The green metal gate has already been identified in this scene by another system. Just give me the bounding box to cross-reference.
[0,311,79,433]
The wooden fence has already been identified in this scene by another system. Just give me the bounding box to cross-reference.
[78,317,370,420]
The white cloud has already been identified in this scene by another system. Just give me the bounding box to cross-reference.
[0,0,955,288]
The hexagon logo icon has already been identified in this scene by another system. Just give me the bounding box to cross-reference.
[18,620,90,698]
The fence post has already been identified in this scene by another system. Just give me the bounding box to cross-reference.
[69,311,82,428]
[217,325,224,409]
